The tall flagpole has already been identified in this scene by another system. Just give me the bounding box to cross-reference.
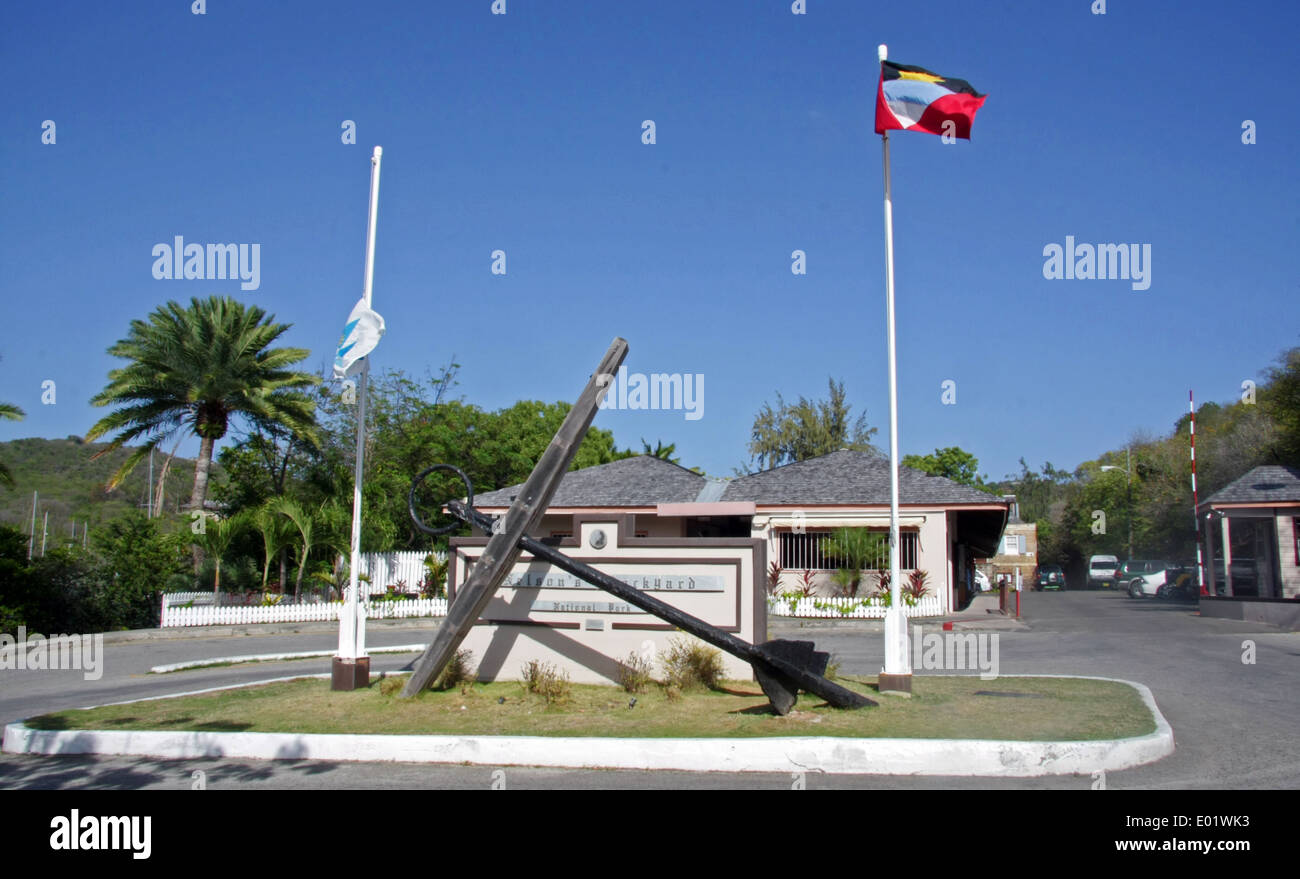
[334,144,382,690]
[27,491,37,560]
[878,43,912,695]
[1190,390,1206,593]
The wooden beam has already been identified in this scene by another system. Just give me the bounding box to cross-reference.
[400,338,628,697]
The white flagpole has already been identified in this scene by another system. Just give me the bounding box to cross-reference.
[27,491,37,560]
[878,43,912,693]
[337,145,382,681]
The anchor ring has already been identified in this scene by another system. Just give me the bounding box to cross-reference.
[408,463,475,536]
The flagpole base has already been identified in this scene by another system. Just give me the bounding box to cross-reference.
[331,656,370,691]
[877,673,913,697]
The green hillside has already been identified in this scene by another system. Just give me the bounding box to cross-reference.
[0,437,214,539]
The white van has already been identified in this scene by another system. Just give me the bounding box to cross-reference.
[1087,555,1121,589]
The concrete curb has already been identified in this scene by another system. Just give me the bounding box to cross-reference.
[2,674,1174,777]
[93,617,442,644]
[149,645,427,674]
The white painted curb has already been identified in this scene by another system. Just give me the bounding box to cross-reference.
[2,674,1174,777]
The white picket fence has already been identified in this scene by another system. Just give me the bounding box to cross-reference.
[768,594,944,619]
[161,597,448,628]
[358,551,446,594]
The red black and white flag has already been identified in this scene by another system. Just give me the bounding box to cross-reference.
[874,60,987,138]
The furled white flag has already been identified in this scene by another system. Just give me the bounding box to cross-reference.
[333,297,386,379]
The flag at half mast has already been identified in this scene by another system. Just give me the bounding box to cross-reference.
[333,296,385,379]
[875,60,987,138]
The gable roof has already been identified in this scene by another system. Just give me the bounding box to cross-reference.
[472,455,705,507]
[473,449,1002,509]
[721,449,1001,505]
[1200,465,1300,507]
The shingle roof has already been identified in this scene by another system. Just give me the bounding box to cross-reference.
[473,449,1003,509]
[721,449,1002,505]
[472,455,706,507]
[1200,465,1300,506]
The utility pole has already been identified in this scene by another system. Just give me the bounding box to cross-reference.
[1101,447,1134,558]
[27,491,37,560]
[1126,447,1133,559]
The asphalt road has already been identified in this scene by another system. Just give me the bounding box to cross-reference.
[1,590,1296,789]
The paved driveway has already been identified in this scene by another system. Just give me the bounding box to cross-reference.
[1,591,1296,789]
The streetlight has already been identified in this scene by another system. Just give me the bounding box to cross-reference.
[1100,448,1133,559]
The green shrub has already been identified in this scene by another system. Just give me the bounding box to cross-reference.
[422,555,448,598]
[431,648,475,692]
[660,636,725,691]
[520,659,571,704]
[378,675,404,696]
[616,651,654,694]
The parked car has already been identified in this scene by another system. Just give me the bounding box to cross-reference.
[973,569,991,592]
[1035,564,1066,591]
[1087,554,1121,589]
[1157,564,1199,601]
[1119,560,1184,598]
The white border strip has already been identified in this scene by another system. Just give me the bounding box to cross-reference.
[2,674,1174,777]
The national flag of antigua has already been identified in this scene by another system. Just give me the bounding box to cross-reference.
[875,60,987,138]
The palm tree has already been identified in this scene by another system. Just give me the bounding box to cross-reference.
[640,438,681,464]
[315,500,353,597]
[85,297,320,514]
[190,512,246,593]
[823,527,889,597]
[251,503,294,593]
[275,497,317,600]
[0,402,24,488]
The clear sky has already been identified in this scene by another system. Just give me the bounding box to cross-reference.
[2,0,1297,481]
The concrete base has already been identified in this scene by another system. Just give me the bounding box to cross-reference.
[1199,597,1300,630]
[4,672,1175,777]
[331,656,370,691]
[877,673,912,697]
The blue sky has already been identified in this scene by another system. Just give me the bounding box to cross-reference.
[2,0,1297,482]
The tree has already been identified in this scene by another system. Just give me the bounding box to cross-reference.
[274,498,317,600]
[190,512,246,593]
[0,402,24,488]
[321,368,646,551]
[251,503,294,592]
[85,297,321,515]
[903,446,994,491]
[91,513,189,626]
[822,527,889,597]
[747,378,878,471]
[640,438,680,463]
[1261,346,1300,466]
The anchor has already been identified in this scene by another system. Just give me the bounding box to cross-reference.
[399,337,874,715]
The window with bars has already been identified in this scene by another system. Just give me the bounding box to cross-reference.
[777,530,918,571]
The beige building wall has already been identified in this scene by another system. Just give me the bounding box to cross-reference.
[753,508,954,611]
